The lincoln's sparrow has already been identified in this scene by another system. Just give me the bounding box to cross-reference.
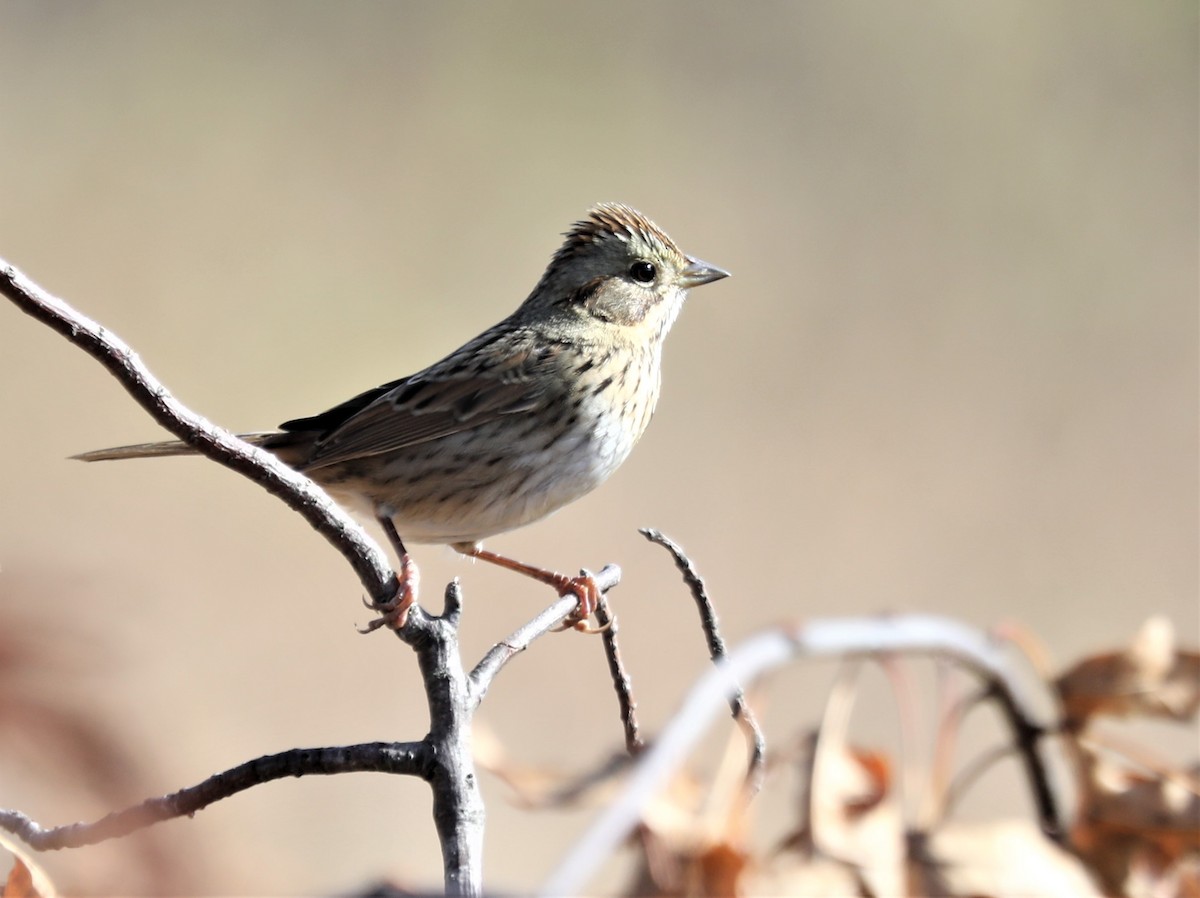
[78,203,728,627]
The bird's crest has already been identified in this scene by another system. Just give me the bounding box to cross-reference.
[553,203,683,265]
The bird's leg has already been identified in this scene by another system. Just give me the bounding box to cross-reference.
[454,543,605,633]
[371,514,419,629]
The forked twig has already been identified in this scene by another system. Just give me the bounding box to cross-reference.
[0,258,626,897]
[0,574,622,896]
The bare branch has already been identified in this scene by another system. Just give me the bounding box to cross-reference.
[467,565,622,707]
[640,528,766,790]
[1,258,620,896]
[0,743,427,851]
[0,258,397,606]
[541,614,1065,897]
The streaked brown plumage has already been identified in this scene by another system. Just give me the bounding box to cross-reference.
[78,203,728,627]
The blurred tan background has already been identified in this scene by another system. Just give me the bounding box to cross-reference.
[0,2,1195,894]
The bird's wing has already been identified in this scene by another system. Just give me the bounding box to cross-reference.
[284,324,566,470]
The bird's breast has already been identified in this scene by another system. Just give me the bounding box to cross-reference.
[314,345,662,546]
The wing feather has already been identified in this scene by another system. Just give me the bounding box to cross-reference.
[292,325,565,470]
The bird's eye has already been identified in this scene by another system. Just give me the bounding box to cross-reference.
[628,261,656,284]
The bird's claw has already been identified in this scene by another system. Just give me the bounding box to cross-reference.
[359,554,419,633]
[553,571,610,635]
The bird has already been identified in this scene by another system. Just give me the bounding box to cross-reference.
[76,203,729,629]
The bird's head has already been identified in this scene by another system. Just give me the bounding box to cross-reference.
[520,203,728,341]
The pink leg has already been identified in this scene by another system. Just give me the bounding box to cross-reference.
[457,544,604,632]
[372,515,420,629]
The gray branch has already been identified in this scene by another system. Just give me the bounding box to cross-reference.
[0,258,627,897]
[0,743,428,851]
[0,258,397,604]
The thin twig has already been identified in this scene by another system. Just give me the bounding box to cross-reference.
[468,565,622,708]
[939,743,1017,822]
[525,753,635,808]
[640,528,766,790]
[0,259,397,606]
[593,594,644,756]
[0,743,428,851]
[928,676,991,828]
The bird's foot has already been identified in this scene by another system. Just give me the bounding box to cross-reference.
[454,544,609,634]
[553,570,610,635]
[360,553,419,632]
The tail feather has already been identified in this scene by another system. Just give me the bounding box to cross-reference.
[73,432,284,463]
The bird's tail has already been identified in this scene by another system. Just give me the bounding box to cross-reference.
[73,432,283,463]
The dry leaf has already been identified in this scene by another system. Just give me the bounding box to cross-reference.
[2,859,38,898]
[0,834,56,898]
[1056,616,1200,727]
[927,820,1099,897]
[1071,742,1200,895]
[843,749,891,821]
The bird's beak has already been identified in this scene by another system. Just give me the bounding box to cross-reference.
[678,258,730,289]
